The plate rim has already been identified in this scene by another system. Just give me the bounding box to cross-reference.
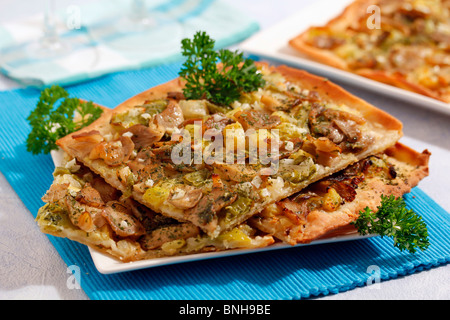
[88,231,373,274]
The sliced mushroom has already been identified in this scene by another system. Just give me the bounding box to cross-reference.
[155,100,185,133]
[167,185,203,209]
[101,201,145,237]
[65,194,106,233]
[89,136,135,166]
[122,123,165,149]
[185,174,237,228]
[233,109,281,130]
[70,130,104,157]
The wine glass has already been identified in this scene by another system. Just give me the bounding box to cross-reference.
[0,0,74,86]
[1,0,71,62]
[124,0,157,32]
[28,0,71,58]
[86,0,183,52]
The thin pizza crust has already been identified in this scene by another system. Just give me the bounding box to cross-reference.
[35,154,274,262]
[249,142,430,244]
[57,63,403,238]
[289,0,450,103]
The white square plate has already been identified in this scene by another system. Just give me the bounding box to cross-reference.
[50,149,371,274]
[89,232,369,274]
[239,0,450,116]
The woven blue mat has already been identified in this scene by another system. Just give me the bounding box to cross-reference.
[0,62,449,300]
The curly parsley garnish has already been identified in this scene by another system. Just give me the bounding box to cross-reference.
[26,85,103,155]
[179,31,265,106]
[352,195,430,253]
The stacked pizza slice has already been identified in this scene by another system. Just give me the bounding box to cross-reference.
[36,63,430,262]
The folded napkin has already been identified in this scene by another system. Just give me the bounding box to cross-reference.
[0,0,259,87]
[0,62,449,300]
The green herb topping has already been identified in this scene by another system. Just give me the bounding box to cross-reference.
[352,195,430,253]
[26,85,103,155]
[179,31,265,106]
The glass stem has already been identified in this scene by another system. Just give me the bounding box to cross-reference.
[130,0,147,21]
[43,0,58,44]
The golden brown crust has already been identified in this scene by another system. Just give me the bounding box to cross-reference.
[58,79,185,144]
[249,142,430,245]
[289,27,349,70]
[288,0,373,70]
[288,0,450,103]
[355,69,446,102]
[57,63,403,238]
[274,65,403,131]
[59,64,403,144]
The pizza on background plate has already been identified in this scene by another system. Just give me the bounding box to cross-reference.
[289,0,450,102]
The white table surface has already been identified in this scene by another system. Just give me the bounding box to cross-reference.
[0,0,449,300]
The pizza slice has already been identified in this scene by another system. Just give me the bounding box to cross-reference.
[57,63,403,238]
[35,153,274,262]
[249,143,430,245]
[289,0,450,103]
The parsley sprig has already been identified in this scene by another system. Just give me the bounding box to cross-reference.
[179,31,265,106]
[352,195,430,253]
[26,85,103,155]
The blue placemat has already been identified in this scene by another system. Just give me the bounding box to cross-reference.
[0,62,449,300]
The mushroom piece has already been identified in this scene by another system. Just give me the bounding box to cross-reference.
[167,185,203,210]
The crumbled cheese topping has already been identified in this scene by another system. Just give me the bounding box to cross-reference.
[171,188,186,200]
[128,108,141,118]
[260,188,270,198]
[112,141,122,148]
[251,175,262,188]
[213,113,227,122]
[68,186,80,197]
[280,158,295,165]
[285,141,294,151]
[65,158,81,172]
[145,179,154,187]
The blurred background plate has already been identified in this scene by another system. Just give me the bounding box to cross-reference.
[240,0,450,116]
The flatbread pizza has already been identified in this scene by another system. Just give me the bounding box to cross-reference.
[249,143,430,244]
[36,153,274,262]
[56,63,403,238]
[289,0,450,103]
[36,142,429,261]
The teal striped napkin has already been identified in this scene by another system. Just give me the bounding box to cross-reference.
[0,61,449,300]
[0,0,259,87]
